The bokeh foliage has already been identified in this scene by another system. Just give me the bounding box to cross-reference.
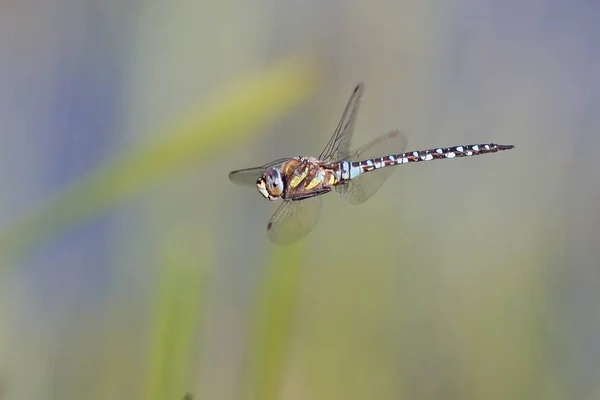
[0,55,321,269]
[0,55,322,399]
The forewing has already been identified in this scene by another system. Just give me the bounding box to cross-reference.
[228,158,291,186]
[336,131,408,205]
[266,197,322,245]
[319,83,364,163]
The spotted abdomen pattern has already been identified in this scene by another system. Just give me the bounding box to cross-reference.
[335,143,514,183]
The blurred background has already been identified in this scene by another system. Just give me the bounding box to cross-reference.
[0,0,599,399]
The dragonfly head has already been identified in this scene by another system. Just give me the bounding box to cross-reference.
[257,168,284,200]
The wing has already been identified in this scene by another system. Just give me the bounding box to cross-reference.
[230,82,363,185]
[318,83,364,163]
[228,158,291,186]
[266,197,322,245]
[336,130,408,205]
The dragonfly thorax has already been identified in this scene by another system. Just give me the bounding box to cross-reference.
[256,167,284,200]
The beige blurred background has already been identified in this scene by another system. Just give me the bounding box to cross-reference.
[0,0,598,399]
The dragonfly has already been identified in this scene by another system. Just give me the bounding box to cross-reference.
[229,83,514,245]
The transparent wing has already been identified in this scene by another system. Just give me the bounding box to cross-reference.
[336,131,408,205]
[228,158,291,186]
[266,196,322,245]
[318,83,364,163]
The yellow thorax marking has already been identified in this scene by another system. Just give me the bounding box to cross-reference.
[327,170,336,185]
[288,163,309,188]
[304,172,321,190]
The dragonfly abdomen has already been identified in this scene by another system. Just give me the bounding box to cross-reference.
[393,143,514,166]
[339,142,514,181]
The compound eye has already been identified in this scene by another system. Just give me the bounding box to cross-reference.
[256,168,284,200]
[266,168,284,197]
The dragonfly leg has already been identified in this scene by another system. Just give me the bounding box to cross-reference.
[290,187,332,201]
